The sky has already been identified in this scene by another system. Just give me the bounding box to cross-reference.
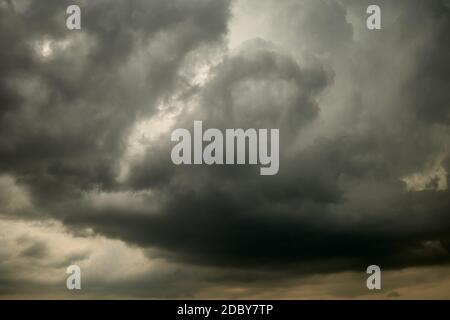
[0,0,450,299]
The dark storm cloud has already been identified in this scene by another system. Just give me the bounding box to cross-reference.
[19,240,48,259]
[0,0,230,209]
[1,0,450,296]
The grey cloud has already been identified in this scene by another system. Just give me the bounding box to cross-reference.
[0,0,231,209]
[1,0,450,298]
[19,241,48,259]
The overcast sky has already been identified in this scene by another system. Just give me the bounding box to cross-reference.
[1,0,450,299]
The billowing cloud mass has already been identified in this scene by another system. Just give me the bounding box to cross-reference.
[0,0,449,298]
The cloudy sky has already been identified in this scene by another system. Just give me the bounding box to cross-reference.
[1,0,450,299]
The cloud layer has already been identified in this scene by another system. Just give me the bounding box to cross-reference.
[1,0,449,298]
